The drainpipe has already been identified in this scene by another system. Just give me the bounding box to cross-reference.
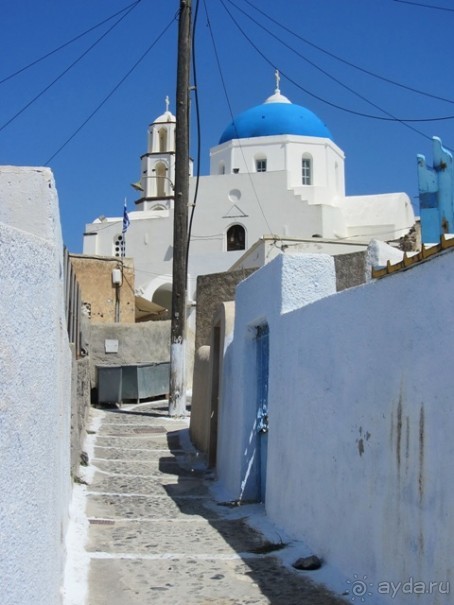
[112,268,122,323]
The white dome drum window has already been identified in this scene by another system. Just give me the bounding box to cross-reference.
[302,155,312,186]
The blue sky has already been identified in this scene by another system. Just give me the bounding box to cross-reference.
[2,0,454,253]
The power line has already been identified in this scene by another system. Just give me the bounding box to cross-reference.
[186,0,202,273]
[218,0,453,150]
[44,15,177,165]
[202,0,275,237]
[240,0,454,106]
[0,1,142,87]
[225,0,428,126]
[222,0,454,149]
[393,0,454,12]
[0,0,142,135]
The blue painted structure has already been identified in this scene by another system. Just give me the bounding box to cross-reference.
[417,137,454,243]
[219,102,332,144]
[256,323,269,503]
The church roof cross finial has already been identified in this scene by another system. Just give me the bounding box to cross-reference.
[274,69,280,94]
[165,95,170,112]
[263,69,291,104]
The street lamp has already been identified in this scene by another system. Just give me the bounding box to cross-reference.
[130,175,175,193]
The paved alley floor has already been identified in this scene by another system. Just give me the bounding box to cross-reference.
[84,401,347,605]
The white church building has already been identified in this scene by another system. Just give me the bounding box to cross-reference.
[83,81,415,311]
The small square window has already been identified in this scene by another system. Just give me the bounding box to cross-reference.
[256,159,267,173]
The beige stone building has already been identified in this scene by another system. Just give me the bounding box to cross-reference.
[70,254,135,324]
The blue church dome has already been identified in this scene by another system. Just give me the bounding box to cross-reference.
[219,90,332,145]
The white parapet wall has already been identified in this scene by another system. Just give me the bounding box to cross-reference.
[0,167,72,605]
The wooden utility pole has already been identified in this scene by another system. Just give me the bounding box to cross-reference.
[169,0,191,416]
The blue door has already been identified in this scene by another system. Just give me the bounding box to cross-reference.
[256,324,269,502]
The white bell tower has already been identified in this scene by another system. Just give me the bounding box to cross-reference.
[135,97,193,211]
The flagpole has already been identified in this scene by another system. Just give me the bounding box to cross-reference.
[114,198,129,323]
[122,197,130,257]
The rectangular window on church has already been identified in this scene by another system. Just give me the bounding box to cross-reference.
[302,158,312,185]
[256,159,267,173]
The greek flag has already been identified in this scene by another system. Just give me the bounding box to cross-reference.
[122,199,130,234]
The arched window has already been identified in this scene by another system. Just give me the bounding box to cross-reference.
[219,162,226,175]
[155,162,167,197]
[226,224,246,251]
[302,155,312,185]
[159,128,168,152]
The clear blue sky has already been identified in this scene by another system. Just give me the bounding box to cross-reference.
[2,0,454,253]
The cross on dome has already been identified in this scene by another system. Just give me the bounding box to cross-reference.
[219,70,333,143]
[152,95,175,124]
[275,69,280,94]
[263,69,291,105]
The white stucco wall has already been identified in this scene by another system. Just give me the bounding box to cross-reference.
[342,192,415,240]
[219,248,454,604]
[0,167,72,605]
[216,254,337,500]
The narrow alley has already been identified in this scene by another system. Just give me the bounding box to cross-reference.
[78,401,347,605]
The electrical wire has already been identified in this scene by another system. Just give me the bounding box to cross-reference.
[189,233,224,239]
[393,0,454,12]
[71,253,120,261]
[198,1,422,249]
[202,0,276,238]
[222,0,454,151]
[186,0,202,278]
[0,0,142,135]
[226,0,454,123]
[240,0,454,107]
[332,224,417,242]
[219,0,454,152]
[70,252,137,294]
[77,237,175,281]
[44,14,177,165]
[85,219,123,233]
[120,269,136,294]
[132,265,173,279]
[267,222,417,250]
[0,1,142,87]
[221,0,454,125]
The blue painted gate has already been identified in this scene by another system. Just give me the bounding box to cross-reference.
[256,323,269,502]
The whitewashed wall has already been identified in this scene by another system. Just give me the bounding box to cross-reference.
[210,134,345,197]
[216,254,337,500]
[218,249,454,604]
[0,167,72,605]
[85,167,414,301]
